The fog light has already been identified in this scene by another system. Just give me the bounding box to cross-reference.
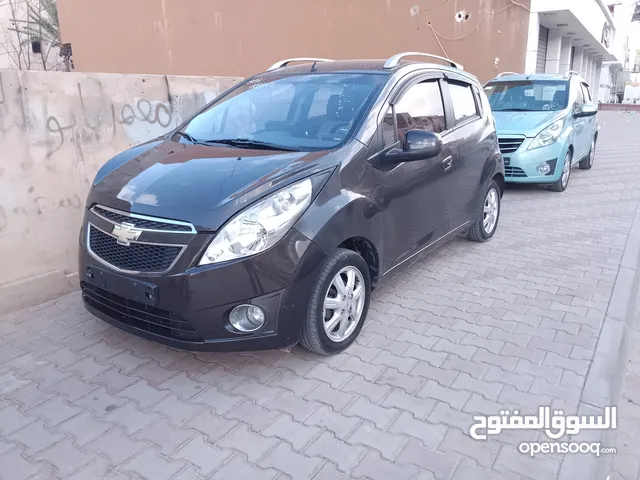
[229,305,265,332]
[537,162,552,175]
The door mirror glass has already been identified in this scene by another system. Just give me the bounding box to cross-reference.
[384,129,443,164]
[404,130,443,157]
[575,103,598,117]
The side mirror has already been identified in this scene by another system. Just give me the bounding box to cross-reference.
[574,103,598,118]
[384,130,443,163]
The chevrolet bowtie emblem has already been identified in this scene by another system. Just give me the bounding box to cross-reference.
[112,222,143,246]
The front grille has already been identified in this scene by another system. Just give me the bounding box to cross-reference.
[89,225,182,273]
[81,282,203,342]
[505,166,527,178]
[498,137,525,154]
[92,206,193,232]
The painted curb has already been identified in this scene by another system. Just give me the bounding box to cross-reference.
[557,201,640,480]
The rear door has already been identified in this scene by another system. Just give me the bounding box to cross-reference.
[442,77,490,230]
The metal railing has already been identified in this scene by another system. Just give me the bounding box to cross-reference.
[383,52,463,70]
[266,58,334,71]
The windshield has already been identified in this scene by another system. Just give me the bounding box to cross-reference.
[179,73,386,151]
[484,80,569,112]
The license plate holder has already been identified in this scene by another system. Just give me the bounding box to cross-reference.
[85,265,158,306]
[503,156,511,166]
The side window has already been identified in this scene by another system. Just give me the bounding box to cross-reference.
[580,83,592,103]
[448,81,479,123]
[473,85,484,117]
[382,80,446,148]
[574,83,585,110]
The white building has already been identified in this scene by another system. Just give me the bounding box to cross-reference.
[523,0,628,103]
[596,1,640,102]
[0,0,61,71]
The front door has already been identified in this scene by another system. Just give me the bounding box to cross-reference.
[572,81,589,161]
[374,78,458,272]
[579,82,597,153]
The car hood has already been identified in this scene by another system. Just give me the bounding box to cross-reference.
[87,138,341,231]
[493,110,565,137]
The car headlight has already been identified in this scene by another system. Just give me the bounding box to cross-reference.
[528,118,565,150]
[198,178,313,265]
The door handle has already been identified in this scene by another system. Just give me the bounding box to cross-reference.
[442,156,453,171]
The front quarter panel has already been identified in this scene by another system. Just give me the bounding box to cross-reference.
[294,145,384,268]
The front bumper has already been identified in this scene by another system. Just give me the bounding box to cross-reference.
[78,210,327,351]
[501,136,566,184]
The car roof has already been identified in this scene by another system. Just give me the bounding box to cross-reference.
[258,59,478,82]
[487,73,583,83]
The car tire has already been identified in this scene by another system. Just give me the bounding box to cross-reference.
[550,151,572,192]
[467,180,501,242]
[299,248,371,355]
[579,137,596,170]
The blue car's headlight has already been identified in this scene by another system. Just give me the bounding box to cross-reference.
[528,118,565,150]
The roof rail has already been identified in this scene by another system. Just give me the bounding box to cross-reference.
[383,52,463,70]
[495,71,519,78]
[267,57,334,71]
[566,70,580,78]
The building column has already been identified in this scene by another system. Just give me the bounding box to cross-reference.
[524,13,540,74]
[559,37,573,74]
[593,59,603,102]
[581,52,589,77]
[545,29,563,74]
[573,47,584,73]
[584,55,593,83]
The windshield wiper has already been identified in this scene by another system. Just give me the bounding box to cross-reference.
[203,138,300,152]
[493,108,532,112]
[173,131,200,144]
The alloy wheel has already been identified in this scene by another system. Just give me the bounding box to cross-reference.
[323,266,366,342]
[483,188,499,234]
[561,156,571,188]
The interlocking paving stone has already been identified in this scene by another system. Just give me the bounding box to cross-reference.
[1,112,639,479]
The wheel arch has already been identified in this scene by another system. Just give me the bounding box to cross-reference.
[492,172,505,196]
[338,237,380,290]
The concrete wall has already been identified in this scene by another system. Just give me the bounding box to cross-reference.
[0,70,240,315]
[56,0,531,84]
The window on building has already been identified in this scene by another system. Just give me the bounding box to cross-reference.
[31,38,41,54]
[448,82,479,123]
[382,80,446,148]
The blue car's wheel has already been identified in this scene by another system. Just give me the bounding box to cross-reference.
[580,137,596,170]
[550,151,572,192]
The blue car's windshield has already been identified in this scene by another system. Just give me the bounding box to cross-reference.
[484,80,569,112]
[179,73,386,151]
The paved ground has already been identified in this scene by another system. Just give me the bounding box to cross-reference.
[611,289,640,480]
[2,111,640,480]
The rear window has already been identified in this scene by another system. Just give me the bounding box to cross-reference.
[448,82,479,123]
[484,80,569,112]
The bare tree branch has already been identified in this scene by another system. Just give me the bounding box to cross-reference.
[0,0,68,71]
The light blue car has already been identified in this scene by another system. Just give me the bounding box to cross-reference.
[484,72,598,192]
